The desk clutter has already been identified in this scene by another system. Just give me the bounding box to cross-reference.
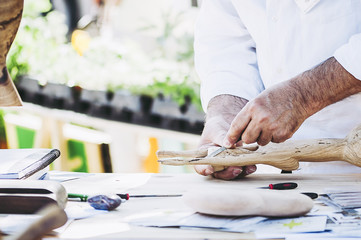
[128,187,361,239]
[0,172,361,239]
[1,131,361,240]
[0,143,360,239]
[0,148,60,180]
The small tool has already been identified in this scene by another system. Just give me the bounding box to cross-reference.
[128,194,182,198]
[87,194,121,211]
[68,193,89,201]
[207,135,245,158]
[301,192,319,199]
[68,193,121,211]
[69,193,128,202]
[68,193,182,202]
[259,182,298,190]
[258,183,318,199]
[208,146,227,158]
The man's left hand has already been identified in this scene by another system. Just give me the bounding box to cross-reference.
[223,57,361,147]
[223,82,308,147]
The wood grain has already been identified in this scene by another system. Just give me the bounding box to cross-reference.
[0,0,23,106]
[158,124,361,171]
[156,149,208,159]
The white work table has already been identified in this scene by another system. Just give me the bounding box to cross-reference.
[47,172,361,239]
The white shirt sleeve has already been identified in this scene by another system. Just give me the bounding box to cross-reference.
[194,0,265,112]
[334,32,361,80]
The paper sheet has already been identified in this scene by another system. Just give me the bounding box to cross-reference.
[0,202,106,235]
[65,202,108,220]
[128,209,326,234]
[0,214,73,235]
[254,216,327,238]
[48,170,94,182]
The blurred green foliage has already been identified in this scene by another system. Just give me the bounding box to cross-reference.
[0,110,6,147]
[7,0,202,110]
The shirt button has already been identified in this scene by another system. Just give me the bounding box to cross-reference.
[277,68,283,74]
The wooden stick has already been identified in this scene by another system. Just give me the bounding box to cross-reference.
[158,124,361,171]
[156,145,257,159]
[0,0,23,106]
[9,204,68,240]
[156,149,208,159]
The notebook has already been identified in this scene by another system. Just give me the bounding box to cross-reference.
[0,149,60,179]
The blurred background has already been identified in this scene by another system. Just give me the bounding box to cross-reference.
[1,0,203,174]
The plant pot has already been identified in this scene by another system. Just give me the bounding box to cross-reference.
[15,77,205,135]
[41,82,71,109]
[15,77,45,105]
[110,90,138,123]
[65,86,92,114]
[89,90,114,119]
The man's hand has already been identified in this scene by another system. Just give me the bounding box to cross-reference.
[223,82,308,147]
[223,57,361,148]
[195,95,257,180]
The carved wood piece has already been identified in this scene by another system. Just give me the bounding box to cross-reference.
[0,0,24,106]
[157,124,361,171]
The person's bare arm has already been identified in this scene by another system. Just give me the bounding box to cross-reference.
[224,57,361,147]
[195,95,256,180]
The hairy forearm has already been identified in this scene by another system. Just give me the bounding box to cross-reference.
[291,57,361,117]
[206,94,248,123]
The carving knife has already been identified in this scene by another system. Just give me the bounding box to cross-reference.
[208,135,244,157]
[207,146,227,157]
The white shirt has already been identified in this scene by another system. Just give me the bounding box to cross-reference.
[195,0,361,173]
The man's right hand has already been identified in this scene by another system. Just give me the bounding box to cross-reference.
[195,95,257,180]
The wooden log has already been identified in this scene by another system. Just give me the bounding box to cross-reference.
[183,188,314,217]
[158,124,361,171]
[0,0,23,106]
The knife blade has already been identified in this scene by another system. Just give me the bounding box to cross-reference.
[207,133,245,158]
[207,146,227,158]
